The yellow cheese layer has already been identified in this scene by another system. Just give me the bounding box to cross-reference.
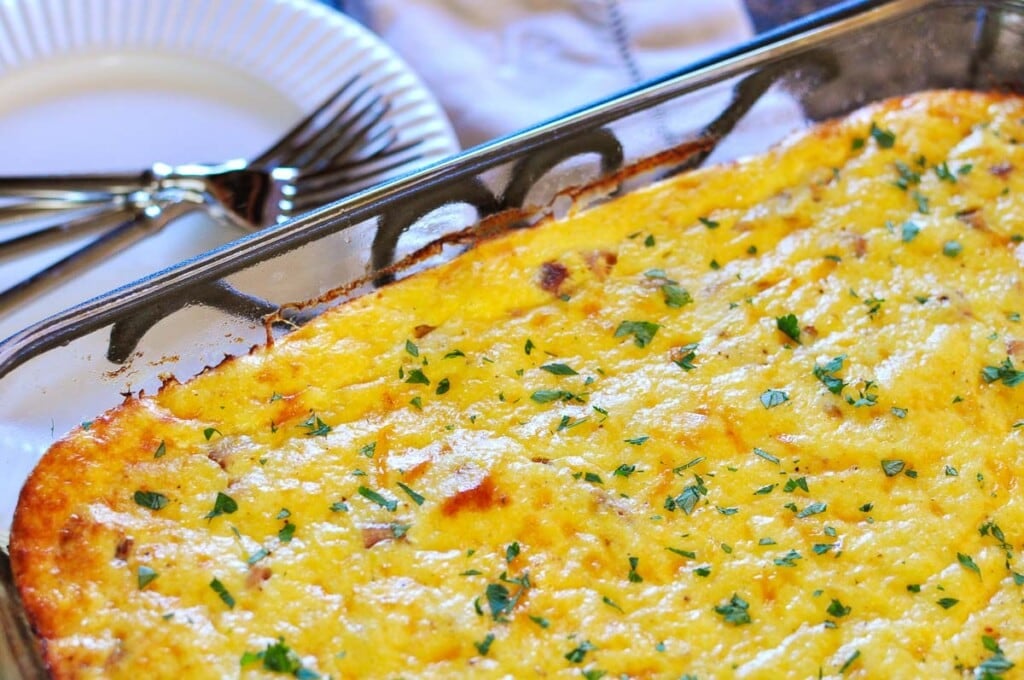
[11,90,1024,679]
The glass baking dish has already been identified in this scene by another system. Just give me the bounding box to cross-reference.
[2,0,1023,674]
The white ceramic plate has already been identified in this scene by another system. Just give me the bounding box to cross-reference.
[0,0,459,341]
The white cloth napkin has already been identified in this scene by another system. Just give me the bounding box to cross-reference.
[363,0,756,148]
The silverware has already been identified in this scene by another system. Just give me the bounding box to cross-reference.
[0,74,423,317]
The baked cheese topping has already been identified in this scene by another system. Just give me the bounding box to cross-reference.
[10,91,1024,679]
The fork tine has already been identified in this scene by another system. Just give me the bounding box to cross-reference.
[277,87,380,170]
[301,99,392,172]
[248,74,362,168]
[286,142,424,214]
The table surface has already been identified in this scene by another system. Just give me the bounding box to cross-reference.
[744,0,845,32]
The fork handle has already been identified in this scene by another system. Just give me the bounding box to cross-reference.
[0,170,154,199]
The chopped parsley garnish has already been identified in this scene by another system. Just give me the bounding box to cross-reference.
[137,566,158,589]
[827,599,851,618]
[540,362,578,376]
[935,161,956,182]
[901,220,921,243]
[784,477,809,493]
[624,435,649,446]
[485,580,526,622]
[505,542,520,563]
[474,633,495,656]
[760,388,789,409]
[299,413,331,437]
[839,650,861,674]
[774,549,802,567]
[405,339,419,357]
[203,427,221,441]
[133,490,169,511]
[881,459,906,477]
[796,502,827,518]
[699,216,719,229]
[529,614,550,628]
[405,368,431,385]
[278,522,296,543]
[358,486,397,512]
[714,593,752,625]
[957,552,981,576]
[942,240,963,257]
[247,548,270,565]
[644,234,656,247]
[530,389,585,404]
[627,556,643,583]
[329,500,349,513]
[753,447,780,465]
[982,357,1024,387]
[241,638,312,676]
[614,320,660,348]
[613,463,637,478]
[582,472,603,484]
[209,578,235,609]
[870,122,896,148]
[565,640,596,663]
[444,349,466,359]
[891,406,908,418]
[776,314,801,343]
[662,284,693,309]
[397,482,425,506]
[153,441,166,459]
[435,378,451,395]
[913,190,930,214]
[664,475,708,515]
[936,597,959,609]
[845,380,879,407]
[673,343,699,371]
[813,355,847,394]
[667,547,696,558]
[204,492,238,520]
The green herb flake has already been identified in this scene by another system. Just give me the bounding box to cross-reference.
[901,221,921,243]
[870,122,896,148]
[299,413,331,437]
[714,593,752,625]
[797,502,827,518]
[474,633,495,656]
[405,368,431,385]
[583,472,603,484]
[982,357,1024,387]
[203,427,221,441]
[627,556,643,583]
[667,547,697,558]
[614,320,661,348]
[784,477,809,493]
[565,640,596,664]
[661,284,694,309]
[839,650,861,674]
[137,566,158,589]
[624,435,649,446]
[699,216,719,229]
[891,406,908,419]
[204,492,238,520]
[754,484,776,495]
[760,388,790,409]
[957,552,981,576]
[613,463,637,478]
[278,522,296,543]
[753,447,781,465]
[153,441,166,459]
[397,482,425,506]
[358,486,398,512]
[540,362,577,376]
[813,355,847,394]
[133,490,169,511]
[827,599,851,618]
[942,240,963,258]
[774,549,803,567]
[405,339,419,357]
[435,378,451,395]
[529,614,550,628]
[209,578,235,609]
[881,459,906,477]
[644,234,656,247]
[936,597,959,609]
[776,314,801,343]
[247,548,270,565]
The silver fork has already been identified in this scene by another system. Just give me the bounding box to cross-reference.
[0,75,423,316]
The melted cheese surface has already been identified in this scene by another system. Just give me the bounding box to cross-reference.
[11,91,1024,679]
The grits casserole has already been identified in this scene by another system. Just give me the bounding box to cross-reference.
[9,90,1024,679]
